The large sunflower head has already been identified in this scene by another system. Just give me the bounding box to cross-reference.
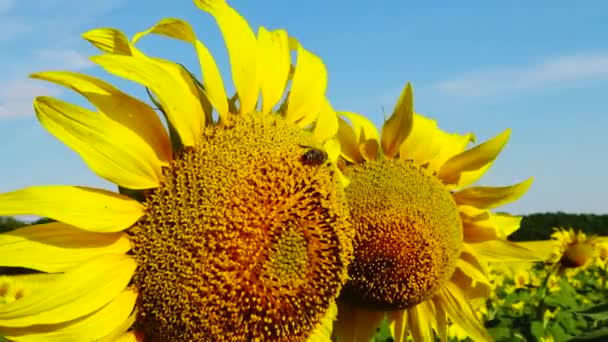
[333,83,539,341]
[0,1,353,340]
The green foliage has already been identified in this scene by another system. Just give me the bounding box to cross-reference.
[509,212,608,241]
[484,262,608,342]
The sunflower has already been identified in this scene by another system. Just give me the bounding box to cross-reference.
[538,228,600,270]
[0,1,353,340]
[332,83,539,341]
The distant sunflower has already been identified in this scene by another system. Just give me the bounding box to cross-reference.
[0,1,353,341]
[332,83,538,341]
[548,228,599,269]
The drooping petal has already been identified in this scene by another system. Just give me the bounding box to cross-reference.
[257,27,290,114]
[469,240,542,261]
[432,297,448,342]
[0,222,131,272]
[456,251,490,286]
[381,83,413,159]
[339,111,380,144]
[0,254,135,327]
[313,99,338,143]
[438,129,510,188]
[194,0,258,114]
[333,300,385,342]
[91,54,205,147]
[0,186,143,233]
[34,97,163,189]
[131,18,229,119]
[387,310,408,342]
[407,301,437,342]
[516,240,556,261]
[438,282,489,342]
[31,71,171,164]
[81,28,139,56]
[3,288,137,341]
[452,178,533,209]
[285,40,327,127]
[336,117,363,163]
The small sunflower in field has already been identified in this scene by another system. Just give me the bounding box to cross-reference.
[332,83,539,341]
[0,1,353,341]
[549,228,599,270]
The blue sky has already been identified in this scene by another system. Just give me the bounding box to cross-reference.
[1,0,607,216]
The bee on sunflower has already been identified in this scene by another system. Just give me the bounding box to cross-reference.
[0,1,354,340]
[332,83,540,341]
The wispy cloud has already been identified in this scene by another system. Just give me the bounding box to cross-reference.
[0,0,124,119]
[434,53,608,98]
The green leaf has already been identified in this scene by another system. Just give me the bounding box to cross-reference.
[530,320,545,338]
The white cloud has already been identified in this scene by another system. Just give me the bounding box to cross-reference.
[434,53,608,98]
[0,80,62,118]
[0,0,124,119]
[34,49,93,70]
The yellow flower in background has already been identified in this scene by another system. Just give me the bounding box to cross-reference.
[513,269,530,289]
[332,84,539,342]
[0,1,353,340]
[547,274,561,293]
[549,228,598,269]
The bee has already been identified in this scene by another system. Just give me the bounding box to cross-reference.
[299,145,328,166]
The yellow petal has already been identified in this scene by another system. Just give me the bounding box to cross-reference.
[0,254,135,327]
[333,300,385,342]
[336,117,363,163]
[460,205,523,242]
[3,288,137,341]
[0,222,131,272]
[91,54,205,147]
[407,301,437,342]
[452,178,533,209]
[386,310,407,342]
[306,301,336,342]
[98,310,137,342]
[432,297,448,342]
[438,129,510,188]
[469,239,542,261]
[439,282,489,342]
[399,113,441,163]
[131,18,229,119]
[285,40,328,127]
[257,27,290,114]
[339,111,380,144]
[31,71,172,164]
[381,83,413,159]
[313,99,338,143]
[194,0,258,114]
[0,186,143,233]
[493,212,523,238]
[427,128,475,173]
[113,331,144,342]
[359,139,379,161]
[323,138,341,164]
[34,96,163,189]
[81,28,139,56]
[516,240,556,261]
[456,251,490,286]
